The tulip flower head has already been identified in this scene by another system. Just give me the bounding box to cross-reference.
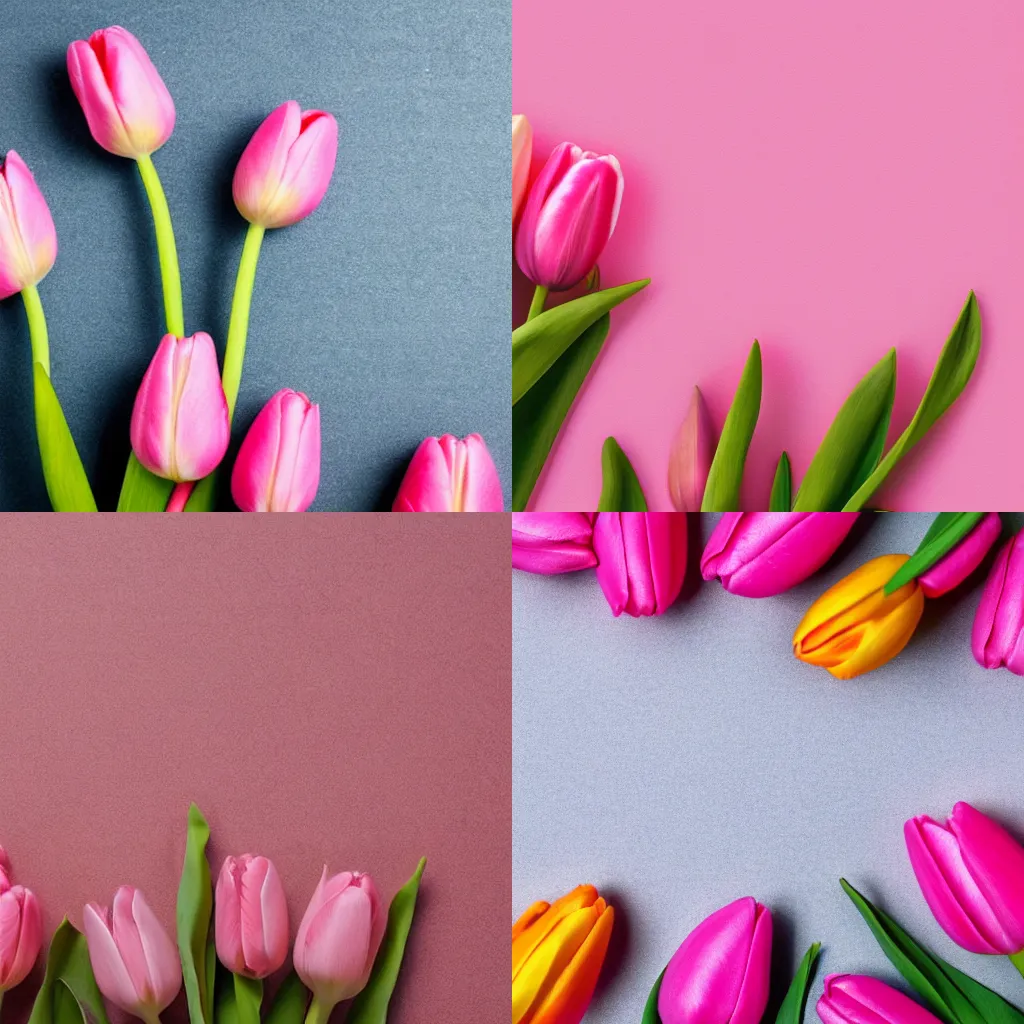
[972,531,1024,674]
[515,141,624,292]
[792,553,924,679]
[818,975,944,1024]
[0,151,58,301]
[67,27,176,159]
[393,433,503,511]
[668,386,715,513]
[512,512,597,574]
[0,851,43,993]
[905,801,1024,955]
[83,886,182,1020]
[918,512,1001,599]
[512,884,614,1024]
[233,101,338,229]
[215,855,289,979]
[512,114,533,226]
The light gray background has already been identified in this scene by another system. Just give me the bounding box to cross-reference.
[514,513,1024,1023]
[0,0,510,510]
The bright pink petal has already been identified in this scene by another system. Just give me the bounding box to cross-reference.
[233,102,302,226]
[172,333,230,480]
[393,438,453,511]
[512,512,597,574]
[819,975,944,1024]
[263,112,338,228]
[919,513,1002,598]
[67,39,133,156]
[459,434,503,511]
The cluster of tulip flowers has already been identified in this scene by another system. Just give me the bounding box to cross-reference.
[514,799,1024,1024]
[512,511,1024,680]
[0,806,424,1024]
[0,25,502,511]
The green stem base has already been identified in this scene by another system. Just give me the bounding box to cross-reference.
[303,996,334,1024]
[527,284,548,322]
[21,285,50,375]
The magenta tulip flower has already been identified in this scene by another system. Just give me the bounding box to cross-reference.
[658,897,772,1024]
[918,513,1001,598]
[393,433,503,511]
[130,332,230,482]
[231,389,321,512]
[972,530,1024,674]
[512,512,597,574]
[515,141,624,292]
[83,887,182,1020]
[818,975,943,1024]
[294,869,387,1013]
[701,513,859,598]
[0,151,58,301]
[215,855,289,980]
[0,851,43,993]
[233,102,338,230]
[67,27,175,159]
[592,512,686,617]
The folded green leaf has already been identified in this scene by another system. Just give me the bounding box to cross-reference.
[27,919,110,1024]
[178,804,214,1024]
[264,972,310,1024]
[185,473,217,512]
[702,341,761,512]
[793,349,896,511]
[883,512,986,594]
[512,314,610,511]
[32,364,97,512]
[769,452,792,511]
[776,943,821,1024]
[117,453,175,511]
[641,969,665,1024]
[512,279,650,405]
[597,437,648,512]
[843,293,981,511]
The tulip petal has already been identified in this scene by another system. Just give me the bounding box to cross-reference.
[512,886,598,981]
[303,885,374,1002]
[512,114,533,225]
[84,902,141,1012]
[2,152,56,286]
[459,434,504,511]
[130,889,181,1011]
[67,39,133,156]
[513,902,551,942]
[215,859,246,974]
[263,112,338,228]
[511,513,597,574]
[668,386,714,513]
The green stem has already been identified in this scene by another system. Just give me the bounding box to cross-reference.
[1010,950,1024,980]
[136,154,184,337]
[21,285,49,375]
[221,222,266,422]
[303,996,334,1024]
[233,973,263,1024]
[527,285,548,322]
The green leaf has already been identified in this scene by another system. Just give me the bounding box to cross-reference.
[185,473,218,512]
[769,452,792,511]
[641,969,664,1023]
[27,918,110,1024]
[117,453,175,511]
[512,280,650,405]
[233,975,262,1024]
[347,857,427,1024]
[843,292,982,511]
[597,437,648,512]
[883,512,986,594]
[32,364,97,512]
[178,804,214,1024]
[512,314,610,512]
[776,943,821,1024]
[264,972,310,1024]
[793,349,896,511]
[214,961,238,1024]
[701,341,762,512]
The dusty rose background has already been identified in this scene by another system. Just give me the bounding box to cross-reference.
[0,514,510,1024]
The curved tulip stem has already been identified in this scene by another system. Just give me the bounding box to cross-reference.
[302,996,334,1024]
[166,481,192,511]
[527,285,548,322]
[221,222,266,422]
[21,285,50,376]
[136,154,185,338]
[1010,950,1024,980]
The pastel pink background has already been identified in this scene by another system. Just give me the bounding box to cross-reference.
[513,0,1024,510]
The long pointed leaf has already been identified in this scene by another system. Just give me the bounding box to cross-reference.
[178,804,214,1024]
[263,973,309,1024]
[769,452,792,511]
[641,969,665,1023]
[776,944,821,1024]
[32,364,97,512]
[883,513,985,594]
[117,453,175,511]
[28,919,109,1024]
[597,437,648,512]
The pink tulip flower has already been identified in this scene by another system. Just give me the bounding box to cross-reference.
[215,855,289,979]
[512,114,533,226]
[515,141,624,292]
[393,434,503,511]
[972,530,1024,673]
[83,887,182,1020]
[905,802,1024,955]
[294,869,387,1010]
[701,513,859,598]
[512,512,597,574]
[0,851,43,993]
[658,898,772,1024]
[918,513,1001,598]
[0,151,58,301]
[233,102,338,230]
[818,975,944,1024]
[67,27,175,159]
[130,332,230,482]
[668,386,715,513]
[592,512,687,617]
[231,389,321,512]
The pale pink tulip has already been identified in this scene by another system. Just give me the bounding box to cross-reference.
[512,115,533,226]
[668,386,715,513]
[0,151,57,300]
[83,887,181,1020]
[918,512,1001,598]
[67,27,175,158]
[233,102,338,229]
[130,332,230,482]
[231,389,321,512]
[393,433,503,511]
[0,850,43,993]
[215,855,289,979]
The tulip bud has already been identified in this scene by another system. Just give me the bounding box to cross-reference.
[512,885,614,1024]
[592,512,687,617]
[67,27,175,159]
[905,802,1024,955]
[294,869,386,1010]
[233,102,338,230]
[702,513,859,598]
[0,151,58,301]
[793,554,924,679]
[668,386,715,513]
[512,114,533,226]
[215,855,289,979]
[515,141,624,292]
[130,332,230,482]
[83,887,182,1020]
[918,512,1001,598]
[512,513,597,574]
[231,389,321,512]
[658,898,772,1024]
[972,531,1024,674]
[0,850,43,993]
[818,975,943,1024]
[393,433,504,511]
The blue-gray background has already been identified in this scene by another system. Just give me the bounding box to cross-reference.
[0,0,510,510]
[514,513,1024,1022]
